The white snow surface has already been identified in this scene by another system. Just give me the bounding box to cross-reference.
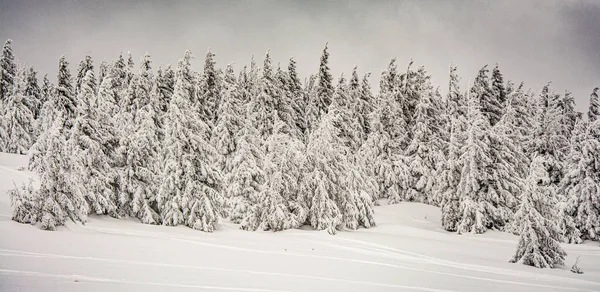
[0,153,598,292]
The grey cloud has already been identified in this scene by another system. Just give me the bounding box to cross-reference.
[1,0,598,111]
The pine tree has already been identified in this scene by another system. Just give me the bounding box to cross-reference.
[287,58,307,138]
[589,87,599,123]
[212,63,244,174]
[68,70,118,216]
[510,156,566,269]
[301,104,376,234]
[405,69,444,204]
[456,88,494,234]
[3,74,33,154]
[561,90,577,140]
[129,88,162,224]
[226,115,266,225]
[75,55,95,97]
[12,116,88,230]
[561,119,600,241]
[119,54,161,223]
[23,67,42,121]
[198,50,221,125]
[156,66,175,109]
[98,61,109,90]
[55,56,77,127]
[1,39,16,102]
[158,51,223,232]
[472,65,502,126]
[558,120,586,244]
[439,117,466,231]
[447,64,466,117]
[28,75,56,172]
[250,120,308,231]
[249,51,279,140]
[275,63,301,139]
[306,44,333,132]
[491,64,507,109]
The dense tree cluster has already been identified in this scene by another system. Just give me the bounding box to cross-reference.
[3,39,599,269]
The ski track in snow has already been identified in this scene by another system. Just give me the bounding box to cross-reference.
[0,250,458,292]
[48,225,600,292]
[313,236,600,286]
[0,268,293,292]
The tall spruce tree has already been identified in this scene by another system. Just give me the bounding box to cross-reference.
[306,44,333,132]
[589,87,599,123]
[11,116,88,230]
[198,50,221,125]
[561,118,600,241]
[456,87,494,234]
[472,65,502,126]
[69,70,118,216]
[3,74,33,154]
[158,51,223,232]
[227,114,266,225]
[510,156,566,268]
[1,39,16,102]
[55,56,77,127]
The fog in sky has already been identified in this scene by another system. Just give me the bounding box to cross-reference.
[1,0,599,112]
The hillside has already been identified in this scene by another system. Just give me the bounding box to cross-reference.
[0,153,598,292]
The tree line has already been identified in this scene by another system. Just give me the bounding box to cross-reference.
[1,39,598,269]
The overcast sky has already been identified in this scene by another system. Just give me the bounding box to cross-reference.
[1,0,598,112]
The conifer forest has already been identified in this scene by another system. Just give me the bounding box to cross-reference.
[2,36,599,274]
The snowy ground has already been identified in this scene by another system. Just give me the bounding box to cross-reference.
[0,153,598,292]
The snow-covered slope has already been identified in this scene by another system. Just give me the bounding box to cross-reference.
[0,153,598,292]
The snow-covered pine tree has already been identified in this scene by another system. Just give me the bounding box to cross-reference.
[198,50,221,125]
[23,67,42,122]
[119,54,162,224]
[158,51,223,232]
[357,72,374,138]
[510,155,566,268]
[447,64,466,117]
[226,112,266,225]
[55,56,77,128]
[249,50,279,140]
[589,87,599,123]
[558,119,587,244]
[75,55,95,97]
[530,83,568,187]
[68,70,118,216]
[359,61,411,204]
[439,116,466,231]
[472,65,502,126]
[405,68,445,204]
[156,66,175,109]
[212,63,244,175]
[491,64,507,110]
[3,73,33,154]
[306,44,333,133]
[249,120,307,231]
[287,57,307,138]
[488,97,528,230]
[126,52,135,86]
[98,61,109,91]
[129,94,162,224]
[331,74,363,151]
[275,63,301,139]
[1,39,16,102]
[28,75,56,172]
[561,90,578,140]
[456,86,494,234]
[12,116,88,230]
[561,113,600,242]
[301,103,376,234]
